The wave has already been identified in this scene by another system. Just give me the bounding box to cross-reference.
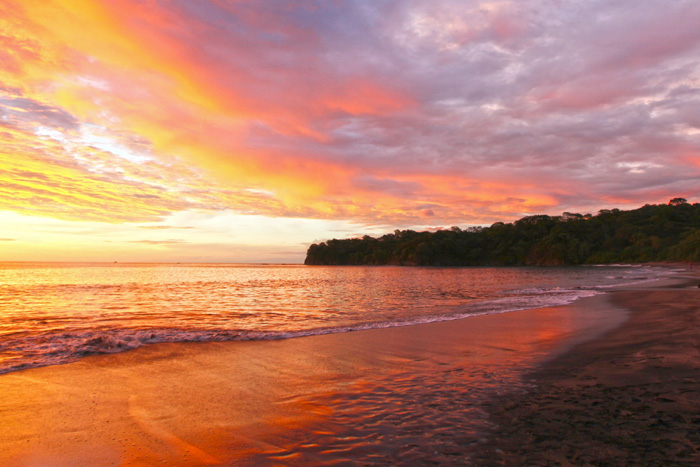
[1,265,674,376]
[0,286,605,376]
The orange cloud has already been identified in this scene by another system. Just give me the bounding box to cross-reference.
[1,1,419,219]
[2,0,540,227]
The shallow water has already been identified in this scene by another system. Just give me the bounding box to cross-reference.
[0,262,670,374]
[0,298,627,466]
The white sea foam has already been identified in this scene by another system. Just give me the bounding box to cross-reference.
[0,263,672,375]
[0,286,602,375]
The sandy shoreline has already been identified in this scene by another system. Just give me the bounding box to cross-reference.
[474,270,700,465]
[0,269,696,465]
[0,290,622,465]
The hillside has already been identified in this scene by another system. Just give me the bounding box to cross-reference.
[305,199,700,266]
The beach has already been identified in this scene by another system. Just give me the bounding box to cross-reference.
[474,270,700,465]
[0,269,697,465]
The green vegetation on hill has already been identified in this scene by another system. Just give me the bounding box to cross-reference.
[305,199,700,266]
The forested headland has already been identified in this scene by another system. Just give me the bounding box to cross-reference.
[305,199,700,266]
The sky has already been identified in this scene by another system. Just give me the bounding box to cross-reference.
[1,0,699,263]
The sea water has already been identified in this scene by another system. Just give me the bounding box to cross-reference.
[0,262,672,375]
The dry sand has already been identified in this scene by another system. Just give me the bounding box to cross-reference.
[0,270,697,465]
[474,271,700,466]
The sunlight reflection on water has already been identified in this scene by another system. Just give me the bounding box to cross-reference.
[0,262,666,374]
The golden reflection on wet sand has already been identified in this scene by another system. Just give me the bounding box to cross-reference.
[0,295,623,465]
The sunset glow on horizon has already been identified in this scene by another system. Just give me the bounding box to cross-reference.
[1,0,699,263]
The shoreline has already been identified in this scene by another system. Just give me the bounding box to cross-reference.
[0,284,627,465]
[3,263,664,377]
[473,270,700,465]
[0,269,694,465]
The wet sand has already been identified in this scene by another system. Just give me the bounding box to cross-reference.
[0,292,623,466]
[474,271,700,465]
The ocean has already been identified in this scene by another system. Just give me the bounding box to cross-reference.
[0,262,672,376]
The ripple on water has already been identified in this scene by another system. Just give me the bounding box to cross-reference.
[258,361,534,465]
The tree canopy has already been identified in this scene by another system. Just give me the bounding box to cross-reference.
[305,199,700,266]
